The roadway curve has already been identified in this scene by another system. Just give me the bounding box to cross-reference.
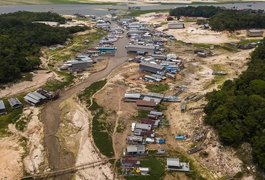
[41,32,128,180]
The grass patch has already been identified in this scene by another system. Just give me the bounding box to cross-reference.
[127,9,169,17]
[89,99,114,158]
[44,71,75,91]
[155,103,167,111]
[21,73,33,81]
[193,43,212,49]
[134,110,149,119]
[238,39,261,45]
[169,150,208,180]
[0,108,23,136]
[216,44,238,52]
[146,83,169,93]
[45,29,106,65]
[193,43,238,52]
[78,79,107,107]
[78,80,113,157]
[126,156,165,180]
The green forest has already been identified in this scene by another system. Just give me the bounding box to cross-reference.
[204,40,265,170]
[0,11,87,84]
[169,6,265,31]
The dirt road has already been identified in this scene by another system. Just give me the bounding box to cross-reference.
[41,31,129,180]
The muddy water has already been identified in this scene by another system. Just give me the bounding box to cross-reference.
[41,31,129,180]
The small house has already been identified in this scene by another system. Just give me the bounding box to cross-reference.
[150,111,163,117]
[0,100,6,115]
[136,100,157,110]
[166,158,190,171]
[121,157,140,167]
[142,92,164,99]
[247,29,264,37]
[180,101,187,112]
[138,167,150,175]
[126,44,156,54]
[61,60,93,73]
[143,96,162,105]
[126,145,146,155]
[127,135,143,144]
[8,98,22,109]
[163,96,180,102]
[168,21,185,29]
[134,123,152,131]
[124,93,142,102]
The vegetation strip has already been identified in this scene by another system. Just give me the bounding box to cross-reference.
[79,80,114,157]
[205,39,265,171]
[170,6,265,31]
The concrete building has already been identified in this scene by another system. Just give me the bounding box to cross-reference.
[0,100,6,115]
[139,61,165,74]
[8,98,22,109]
[126,145,146,155]
[166,158,190,171]
[168,21,185,29]
[126,44,156,54]
[247,29,264,37]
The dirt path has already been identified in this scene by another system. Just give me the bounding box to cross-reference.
[112,87,122,179]
[41,32,129,179]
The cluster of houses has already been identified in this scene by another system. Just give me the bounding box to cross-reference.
[0,98,22,115]
[120,90,190,176]
[124,92,180,110]
[121,109,190,176]
[61,19,127,72]
[122,20,184,81]
[24,89,59,106]
[60,54,94,73]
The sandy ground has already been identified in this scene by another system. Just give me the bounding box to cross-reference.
[0,70,54,98]
[161,23,237,44]
[58,97,113,180]
[22,107,46,174]
[5,107,47,176]
[0,136,24,180]
[0,107,46,179]
[137,13,241,44]
[162,47,253,178]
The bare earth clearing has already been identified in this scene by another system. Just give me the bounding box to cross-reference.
[0,70,54,98]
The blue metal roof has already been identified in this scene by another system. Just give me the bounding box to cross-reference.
[8,98,22,107]
[0,100,6,110]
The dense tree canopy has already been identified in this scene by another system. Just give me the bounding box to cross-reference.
[204,40,265,170]
[170,6,265,31]
[169,6,224,18]
[0,11,87,84]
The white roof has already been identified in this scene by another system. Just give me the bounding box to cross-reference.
[127,145,145,153]
[135,123,152,131]
[124,93,141,99]
[167,158,180,167]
